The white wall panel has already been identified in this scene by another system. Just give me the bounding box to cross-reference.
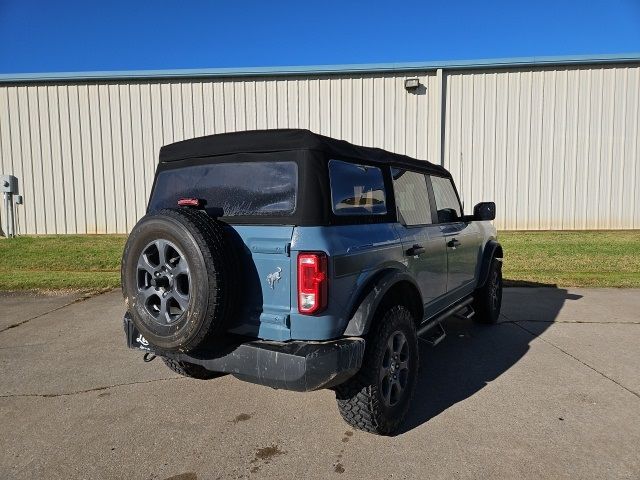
[443,64,640,230]
[0,64,638,234]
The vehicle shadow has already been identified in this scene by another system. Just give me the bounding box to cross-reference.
[399,284,583,434]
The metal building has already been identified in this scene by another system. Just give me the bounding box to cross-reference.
[1,54,639,234]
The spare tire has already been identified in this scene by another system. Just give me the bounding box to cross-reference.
[121,208,237,352]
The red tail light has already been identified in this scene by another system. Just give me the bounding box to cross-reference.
[177,198,201,207]
[297,252,328,314]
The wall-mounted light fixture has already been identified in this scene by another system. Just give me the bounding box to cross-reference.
[404,78,421,91]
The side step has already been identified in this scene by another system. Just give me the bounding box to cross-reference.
[416,296,474,347]
[419,322,446,346]
[455,305,475,320]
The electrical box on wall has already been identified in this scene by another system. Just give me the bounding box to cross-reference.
[1,175,18,194]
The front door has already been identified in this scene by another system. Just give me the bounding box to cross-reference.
[440,222,482,291]
[429,175,482,293]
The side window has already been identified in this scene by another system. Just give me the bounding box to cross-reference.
[391,168,432,226]
[430,176,462,223]
[329,160,387,216]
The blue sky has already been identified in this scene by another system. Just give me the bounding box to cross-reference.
[1,0,639,74]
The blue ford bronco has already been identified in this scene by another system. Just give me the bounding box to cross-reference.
[122,129,503,435]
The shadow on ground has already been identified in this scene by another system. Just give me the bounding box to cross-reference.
[400,285,583,434]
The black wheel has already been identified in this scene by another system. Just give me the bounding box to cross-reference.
[121,208,237,352]
[473,257,503,324]
[162,357,223,380]
[335,305,419,435]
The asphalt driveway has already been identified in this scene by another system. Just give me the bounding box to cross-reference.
[0,288,639,479]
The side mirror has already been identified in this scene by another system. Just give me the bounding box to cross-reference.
[437,208,459,223]
[473,202,496,221]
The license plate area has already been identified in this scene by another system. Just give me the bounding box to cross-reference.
[123,313,152,351]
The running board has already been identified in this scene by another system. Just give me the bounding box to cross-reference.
[416,296,474,346]
[455,305,475,320]
[419,322,446,346]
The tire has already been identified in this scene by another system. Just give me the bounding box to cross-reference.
[121,208,237,352]
[162,357,223,380]
[335,304,419,435]
[473,256,503,324]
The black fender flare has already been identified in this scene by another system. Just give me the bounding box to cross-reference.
[477,240,503,288]
[343,269,423,337]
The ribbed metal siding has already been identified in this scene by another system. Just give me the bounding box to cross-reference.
[1,64,639,233]
[444,65,640,230]
[0,73,439,234]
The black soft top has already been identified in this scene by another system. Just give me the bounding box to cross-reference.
[159,129,450,178]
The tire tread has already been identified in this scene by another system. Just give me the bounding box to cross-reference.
[162,357,221,380]
[122,207,239,352]
[473,257,502,324]
[335,305,418,435]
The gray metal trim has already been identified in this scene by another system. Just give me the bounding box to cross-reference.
[1,53,640,84]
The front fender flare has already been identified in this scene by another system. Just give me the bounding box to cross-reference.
[343,270,421,337]
[477,240,503,288]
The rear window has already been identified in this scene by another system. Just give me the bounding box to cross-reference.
[149,161,298,216]
[329,159,387,216]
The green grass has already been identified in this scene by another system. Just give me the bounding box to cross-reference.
[500,231,640,288]
[0,231,639,291]
[0,235,126,292]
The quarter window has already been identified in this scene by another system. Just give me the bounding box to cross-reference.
[430,176,462,222]
[329,160,387,216]
[392,169,432,226]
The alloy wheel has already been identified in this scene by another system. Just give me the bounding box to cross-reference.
[136,239,191,324]
[379,330,410,407]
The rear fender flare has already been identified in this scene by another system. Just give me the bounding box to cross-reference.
[343,269,422,336]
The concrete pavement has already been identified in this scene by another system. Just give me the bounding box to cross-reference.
[0,288,639,479]
[0,291,83,331]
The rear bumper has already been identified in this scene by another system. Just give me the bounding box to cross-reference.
[123,315,365,392]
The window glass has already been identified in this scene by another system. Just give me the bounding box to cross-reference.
[149,161,297,216]
[391,169,432,226]
[329,160,387,216]
[430,176,462,222]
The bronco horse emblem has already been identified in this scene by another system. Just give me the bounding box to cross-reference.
[266,267,282,289]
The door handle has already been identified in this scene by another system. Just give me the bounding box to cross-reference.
[447,238,461,249]
[407,244,425,256]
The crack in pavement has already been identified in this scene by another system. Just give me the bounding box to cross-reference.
[501,313,640,401]
[0,376,184,399]
[0,292,106,334]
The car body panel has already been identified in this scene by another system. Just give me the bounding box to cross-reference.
[393,223,447,305]
[440,221,483,291]
[224,225,294,341]
[288,223,404,340]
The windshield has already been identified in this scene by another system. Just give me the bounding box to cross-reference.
[149,161,298,217]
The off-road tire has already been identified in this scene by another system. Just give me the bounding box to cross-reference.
[473,257,503,324]
[162,357,223,380]
[121,208,238,352]
[335,305,419,435]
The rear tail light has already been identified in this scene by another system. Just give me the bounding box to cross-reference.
[297,252,328,314]
[177,198,202,207]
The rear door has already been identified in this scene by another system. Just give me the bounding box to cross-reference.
[227,225,294,341]
[428,175,482,293]
[148,158,299,341]
[391,169,447,306]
